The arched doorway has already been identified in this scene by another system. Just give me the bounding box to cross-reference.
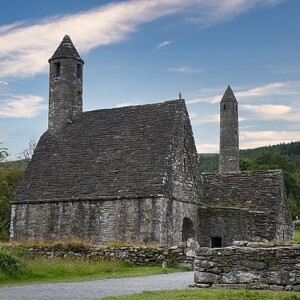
[182,217,195,242]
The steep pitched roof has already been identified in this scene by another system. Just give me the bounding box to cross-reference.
[221,85,237,102]
[49,35,83,62]
[14,100,188,203]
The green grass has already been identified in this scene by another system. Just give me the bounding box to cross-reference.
[102,289,300,300]
[294,229,300,242]
[0,257,183,286]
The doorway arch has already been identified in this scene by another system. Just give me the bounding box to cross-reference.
[182,217,195,242]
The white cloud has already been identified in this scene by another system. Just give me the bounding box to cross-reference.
[0,95,47,118]
[190,113,220,127]
[267,65,300,75]
[196,129,300,153]
[188,81,300,105]
[240,130,300,149]
[156,40,172,49]
[114,101,141,108]
[0,81,8,86]
[167,66,205,74]
[196,143,219,153]
[0,0,285,78]
[241,104,300,122]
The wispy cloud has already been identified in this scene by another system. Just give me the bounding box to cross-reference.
[267,65,300,75]
[241,104,300,122]
[0,81,8,86]
[196,129,300,153]
[156,40,172,49]
[0,0,285,79]
[188,81,300,104]
[240,130,300,149]
[114,101,142,108]
[0,95,47,118]
[196,143,219,153]
[190,113,220,127]
[167,66,205,74]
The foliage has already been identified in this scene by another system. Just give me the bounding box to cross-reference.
[198,154,219,173]
[102,289,300,300]
[0,164,26,240]
[0,144,8,162]
[294,229,300,242]
[0,249,21,276]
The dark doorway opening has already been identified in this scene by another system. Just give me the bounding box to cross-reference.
[182,217,195,242]
[211,236,222,248]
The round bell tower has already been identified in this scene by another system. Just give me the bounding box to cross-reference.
[48,35,84,133]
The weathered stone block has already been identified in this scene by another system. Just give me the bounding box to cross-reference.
[241,259,266,270]
[194,272,219,284]
[222,271,259,284]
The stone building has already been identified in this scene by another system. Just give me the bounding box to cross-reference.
[10,36,293,246]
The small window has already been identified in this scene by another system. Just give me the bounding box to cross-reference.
[54,62,60,77]
[77,91,82,100]
[77,64,82,79]
[223,104,226,109]
[211,236,222,248]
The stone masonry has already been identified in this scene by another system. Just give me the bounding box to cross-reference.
[194,243,300,291]
[199,170,293,247]
[219,85,239,173]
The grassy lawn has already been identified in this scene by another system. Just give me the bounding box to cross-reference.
[0,257,183,286]
[102,289,300,300]
[294,229,300,242]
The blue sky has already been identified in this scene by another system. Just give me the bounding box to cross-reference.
[0,0,299,158]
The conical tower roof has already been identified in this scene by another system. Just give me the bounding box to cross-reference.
[221,85,237,102]
[49,35,83,63]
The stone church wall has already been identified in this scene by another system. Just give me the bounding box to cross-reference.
[194,244,300,291]
[10,197,199,246]
[199,170,293,245]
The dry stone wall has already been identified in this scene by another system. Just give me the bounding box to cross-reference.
[194,244,300,291]
[15,241,197,269]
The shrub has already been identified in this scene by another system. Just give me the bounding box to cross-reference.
[0,249,21,276]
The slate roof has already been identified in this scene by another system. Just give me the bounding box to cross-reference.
[14,100,187,203]
[221,85,237,102]
[49,35,83,63]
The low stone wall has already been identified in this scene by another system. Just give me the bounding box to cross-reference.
[194,243,300,291]
[20,240,197,269]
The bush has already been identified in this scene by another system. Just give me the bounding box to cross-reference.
[0,249,21,276]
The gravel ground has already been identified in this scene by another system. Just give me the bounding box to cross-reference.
[0,271,194,300]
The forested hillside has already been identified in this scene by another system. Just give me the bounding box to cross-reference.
[199,141,300,219]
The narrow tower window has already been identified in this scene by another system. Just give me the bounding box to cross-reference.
[77,64,82,79]
[211,236,222,248]
[223,104,226,110]
[54,62,61,77]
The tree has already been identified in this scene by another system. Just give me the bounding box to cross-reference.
[17,138,36,161]
[0,163,25,240]
[0,143,8,162]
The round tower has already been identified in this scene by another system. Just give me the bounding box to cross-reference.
[48,35,84,133]
[219,85,239,173]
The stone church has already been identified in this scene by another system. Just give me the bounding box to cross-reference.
[10,36,293,246]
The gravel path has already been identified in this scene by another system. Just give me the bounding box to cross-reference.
[0,271,194,300]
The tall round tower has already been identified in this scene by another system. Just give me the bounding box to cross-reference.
[48,35,84,133]
[219,85,239,173]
